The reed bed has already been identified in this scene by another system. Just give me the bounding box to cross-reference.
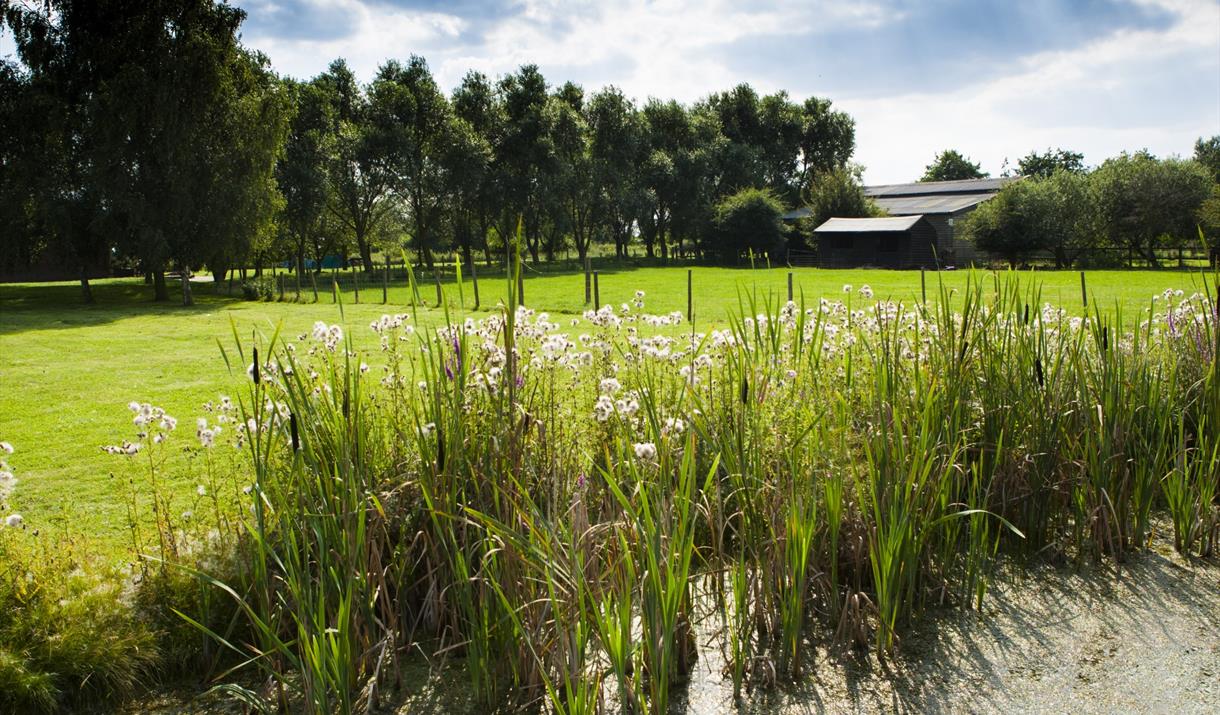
[72,262,1220,713]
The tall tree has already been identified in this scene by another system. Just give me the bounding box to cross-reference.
[496,65,554,263]
[0,61,32,279]
[1092,152,1212,266]
[2,0,124,301]
[1016,148,1085,178]
[798,97,856,187]
[1194,135,1220,184]
[322,59,394,274]
[371,56,454,269]
[278,78,336,278]
[799,165,881,248]
[20,0,290,304]
[587,86,646,259]
[548,91,597,263]
[921,150,987,182]
[451,71,502,265]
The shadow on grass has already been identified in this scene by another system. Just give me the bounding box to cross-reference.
[0,280,245,336]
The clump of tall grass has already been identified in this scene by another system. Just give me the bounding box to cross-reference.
[47,260,1217,713]
[0,526,160,713]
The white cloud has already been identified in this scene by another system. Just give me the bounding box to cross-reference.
[239,0,466,79]
[234,0,1220,183]
[841,0,1219,182]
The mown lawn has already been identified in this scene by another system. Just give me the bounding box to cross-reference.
[0,266,1210,553]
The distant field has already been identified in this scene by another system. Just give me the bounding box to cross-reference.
[0,265,1211,552]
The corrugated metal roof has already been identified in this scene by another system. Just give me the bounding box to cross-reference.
[873,194,992,215]
[864,177,1017,198]
[814,216,925,233]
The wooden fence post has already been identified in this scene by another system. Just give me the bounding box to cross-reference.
[593,271,600,311]
[1080,271,1087,309]
[921,268,927,304]
[354,269,360,304]
[787,271,793,302]
[687,269,693,323]
[584,256,592,304]
[470,258,480,310]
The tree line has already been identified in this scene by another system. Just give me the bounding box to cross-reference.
[0,0,857,304]
[3,2,1216,306]
[959,141,1220,268]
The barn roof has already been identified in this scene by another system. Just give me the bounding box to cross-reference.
[873,193,994,215]
[864,177,1017,198]
[814,216,925,233]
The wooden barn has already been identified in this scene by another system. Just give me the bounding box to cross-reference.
[864,177,1017,265]
[813,215,940,268]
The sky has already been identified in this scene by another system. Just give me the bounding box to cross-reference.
[5,1,1218,183]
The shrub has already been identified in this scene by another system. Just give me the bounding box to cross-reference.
[708,187,786,262]
[0,531,159,713]
[241,274,277,301]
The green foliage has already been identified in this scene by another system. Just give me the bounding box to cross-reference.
[1194,135,1220,184]
[2,0,290,304]
[1197,184,1220,251]
[709,187,786,261]
[0,532,159,713]
[799,97,856,186]
[798,166,882,245]
[921,149,988,182]
[964,171,1096,267]
[1016,147,1086,178]
[242,274,278,301]
[1092,151,1213,264]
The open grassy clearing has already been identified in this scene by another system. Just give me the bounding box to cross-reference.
[0,267,1209,554]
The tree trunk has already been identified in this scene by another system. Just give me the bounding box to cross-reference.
[79,265,94,305]
[181,269,194,306]
[356,233,374,275]
[153,270,169,301]
[1144,239,1160,268]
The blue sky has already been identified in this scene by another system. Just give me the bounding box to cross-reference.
[6,1,1216,183]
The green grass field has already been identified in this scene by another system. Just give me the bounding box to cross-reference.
[0,265,1211,553]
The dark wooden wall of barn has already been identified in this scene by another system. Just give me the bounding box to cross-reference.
[815,219,944,269]
[906,220,941,268]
